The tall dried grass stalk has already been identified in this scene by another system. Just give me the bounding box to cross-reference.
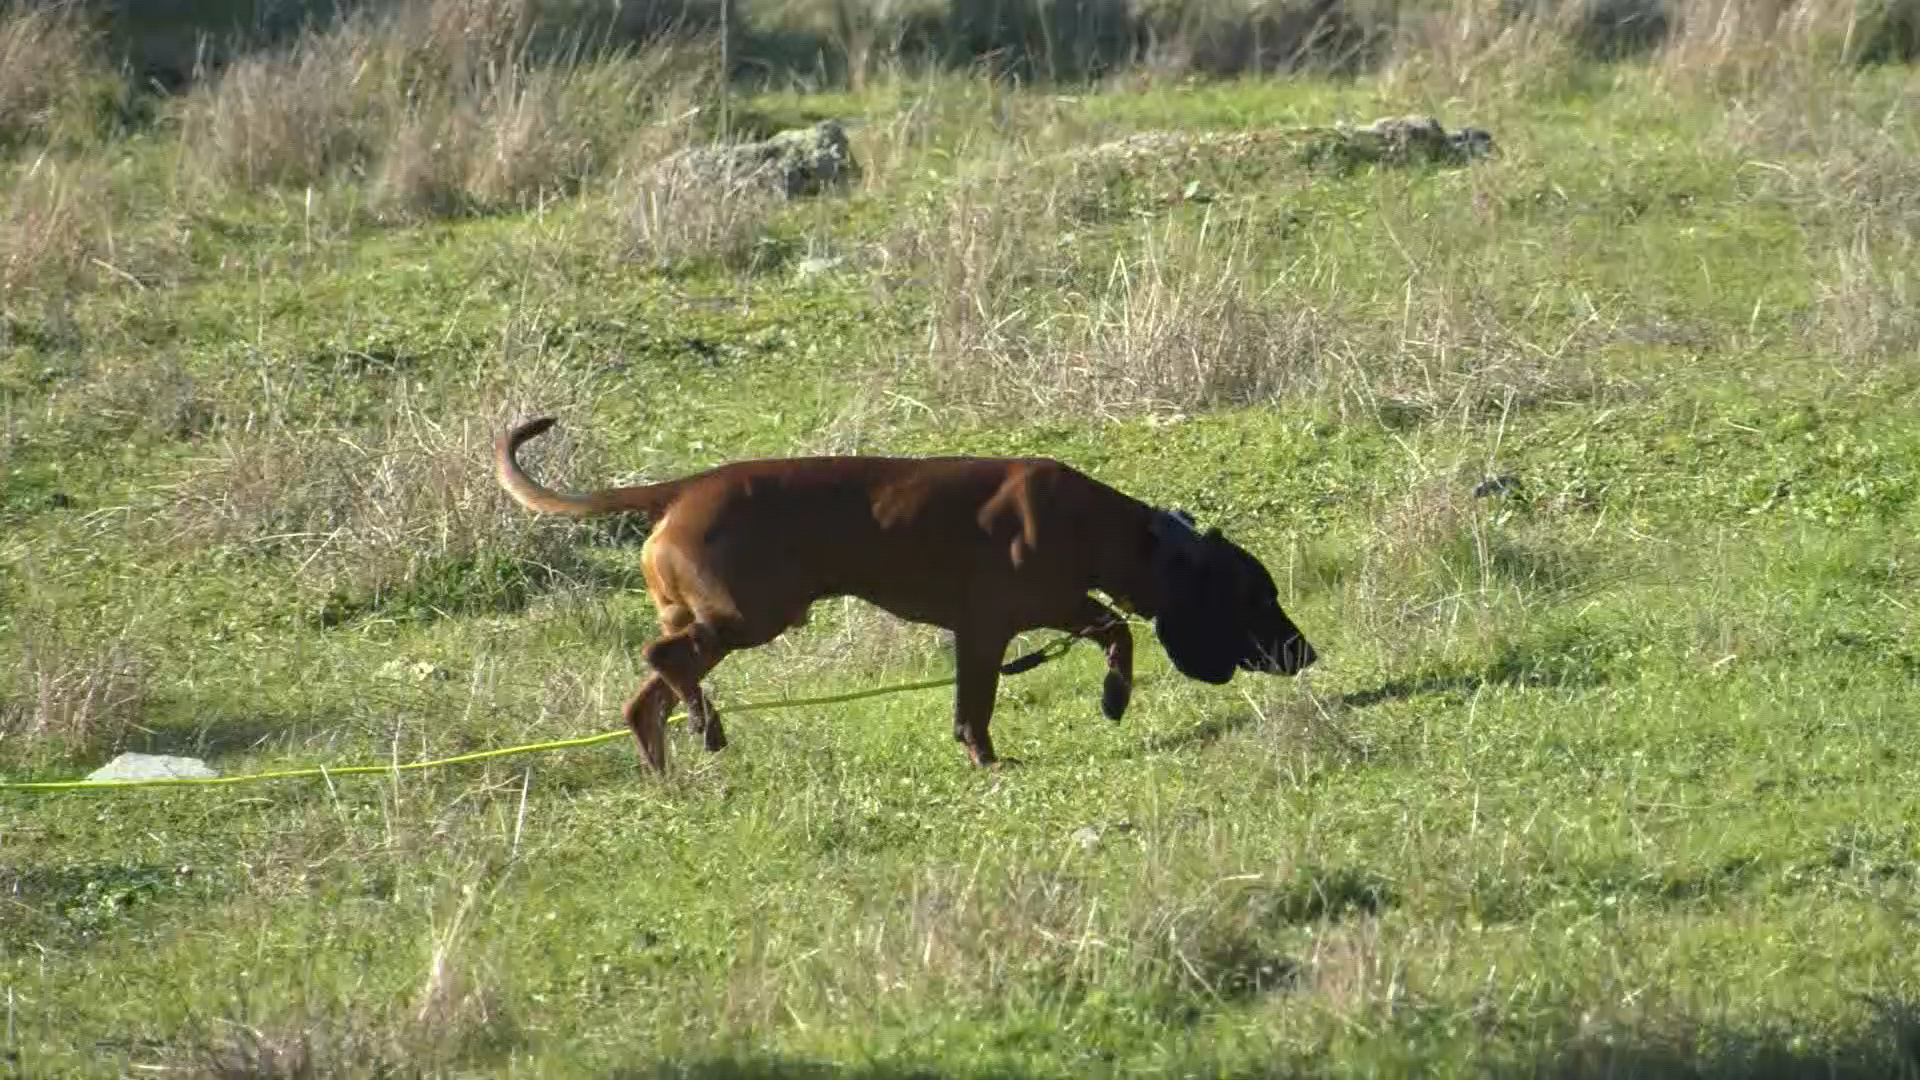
[176,0,710,216]
[0,1,120,148]
[1,153,108,297]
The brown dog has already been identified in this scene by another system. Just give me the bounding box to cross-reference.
[495,417,1316,770]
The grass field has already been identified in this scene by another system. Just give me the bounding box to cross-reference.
[3,0,1920,1075]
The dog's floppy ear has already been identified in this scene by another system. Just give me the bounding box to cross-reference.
[1155,602,1238,685]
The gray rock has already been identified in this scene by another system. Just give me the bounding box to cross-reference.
[1070,116,1495,179]
[1354,115,1496,162]
[87,753,219,783]
[1307,115,1497,168]
[652,120,859,200]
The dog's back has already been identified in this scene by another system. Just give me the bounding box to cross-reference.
[651,454,1115,629]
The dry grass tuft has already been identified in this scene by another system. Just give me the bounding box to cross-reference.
[157,349,618,622]
[1655,0,1920,86]
[176,24,384,192]
[1034,216,1326,414]
[176,0,711,216]
[168,414,580,615]
[65,351,219,441]
[404,0,538,74]
[885,168,1062,379]
[812,860,1109,1010]
[1384,0,1585,99]
[0,153,111,298]
[611,150,784,271]
[751,0,1920,85]
[193,1015,408,1080]
[1710,65,1920,368]
[1132,0,1391,77]
[1299,915,1409,1019]
[760,838,1417,1032]
[888,126,1606,423]
[188,863,518,1075]
[2,152,189,302]
[893,176,1325,418]
[409,871,519,1060]
[1336,460,1585,660]
[1,614,148,755]
[0,1,123,149]
[1813,221,1920,365]
[1547,0,1674,58]
[757,0,947,91]
[1390,0,1920,97]
[1350,282,1610,424]
[762,598,951,679]
[1370,471,1497,583]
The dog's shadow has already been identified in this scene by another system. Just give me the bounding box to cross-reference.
[1144,660,1608,754]
[619,994,1920,1079]
[1338,673,1492,708]
[1143,711,1260,753]
[124,708,302,761]
[1340,659,1609,708]
[612,1057,1037,1080]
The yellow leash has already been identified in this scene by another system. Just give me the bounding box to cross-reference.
[0,631,1094,794]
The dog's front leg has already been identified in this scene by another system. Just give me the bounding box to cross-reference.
[951,630,1012,767]
[1088,602,1135,721]
[1042,597,1135,721]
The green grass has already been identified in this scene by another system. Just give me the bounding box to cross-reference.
[4,30,1920,1079]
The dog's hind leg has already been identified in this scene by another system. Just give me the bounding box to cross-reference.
[620,609,741,773]
[622,674,676,772]
[659,604,725,751]
[685,686,723,752]
[644,621,738,758]
[951,630,1013,767]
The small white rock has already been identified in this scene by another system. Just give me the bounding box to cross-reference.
[87,753,219,783]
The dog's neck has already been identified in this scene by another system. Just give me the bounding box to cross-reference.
[1149,507,1199,544]
[1093,505,1199,620]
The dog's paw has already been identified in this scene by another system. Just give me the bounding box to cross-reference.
[1101,672,1131,721]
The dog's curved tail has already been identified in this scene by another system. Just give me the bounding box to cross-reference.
[495,417,682,520]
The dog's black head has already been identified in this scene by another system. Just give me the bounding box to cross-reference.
[1149,509,1316,685]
